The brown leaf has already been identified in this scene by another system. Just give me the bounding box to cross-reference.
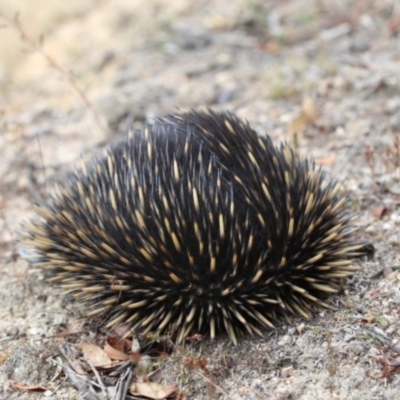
[104,336,141,362]
[130,382,177,400]
[389,10,400,35]
[372,205,388,219]
[315,155,336,165]
[361,315,375,324]
[262,40,281,54]
[302,96,319,122]
[287,96,320,142]
[184,333,203,343]
[110,336,132,351]
[104,337,131,361]
[376,356,400,380]
[287,113,309,138]
[9,380,51,392]
[80,342,113,367]
[281,365,294,377]
[238,386,247,394]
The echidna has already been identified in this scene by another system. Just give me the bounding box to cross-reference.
[24,110,371,345]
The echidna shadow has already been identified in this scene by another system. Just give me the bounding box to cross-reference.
[24,110,373,345]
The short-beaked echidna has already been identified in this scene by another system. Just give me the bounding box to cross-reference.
[24,110,371,345]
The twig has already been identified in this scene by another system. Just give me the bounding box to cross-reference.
[114,364,133,400]
[368,265,400,280]
[83,357,108,398]
[58,345,101,399]
[364,328,400,356]
[62,363,100,400]
[35,131,47,190]
[195,370,229,397]
[0,8,109,137]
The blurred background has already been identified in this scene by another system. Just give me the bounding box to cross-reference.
[1,0,398,128]
[1,0,399,182]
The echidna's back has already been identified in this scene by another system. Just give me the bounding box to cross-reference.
[24,110,370,345]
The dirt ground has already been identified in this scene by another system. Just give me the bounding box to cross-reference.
[1,0,400,399]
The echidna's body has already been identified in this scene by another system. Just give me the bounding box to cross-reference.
[25,110,370,345]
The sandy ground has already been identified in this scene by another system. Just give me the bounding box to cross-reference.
[1,0,400,399]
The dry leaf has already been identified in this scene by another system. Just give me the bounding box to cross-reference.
[287,113,308,139]
[104,337,131,360]
[108,336,132,352]
[104,336,141,362]
[9,380,51,392]
[302,96,319,121]
[262,40,280,54]
[372,205,388,219]
[282,365,294,377]
[56,320,85,337]
[59,343,87,376]
[315,155,336,165]
[361,315,375,324]
[389,10,400,35]
[113,323,133,337]
[287,96,320,143]
[376,356,400,380]
[130,382,176,400]
[80,342,113,367]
